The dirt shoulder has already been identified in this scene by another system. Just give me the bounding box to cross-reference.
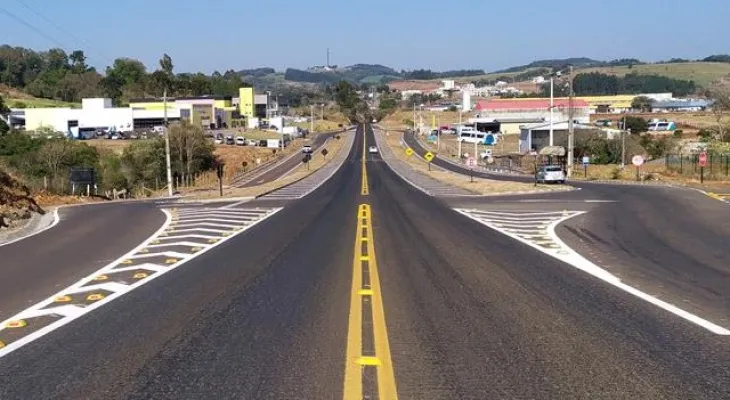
[186,133,348,199]
[382,130,572,196]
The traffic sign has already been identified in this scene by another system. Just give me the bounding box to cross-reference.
[424,152,434,162]
[466,157,477,168]
[405,148,414,157]
[582,156,590,165]
[698,152,708,167]
[632,155,644,166]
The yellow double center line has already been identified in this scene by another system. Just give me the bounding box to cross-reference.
[343,204,397,399]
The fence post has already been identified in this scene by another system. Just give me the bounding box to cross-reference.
[679,153,684,175]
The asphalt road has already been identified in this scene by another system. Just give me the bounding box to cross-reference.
[0,202,165,320]
[236,131,334,188]
[404,130,730,324]
[0,125,729,399]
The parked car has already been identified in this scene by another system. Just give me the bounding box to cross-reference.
[235,136,245,146]
[536,165,566,184]
[225,135,235,145]
[214,133,224,144]
[247,139,258,146]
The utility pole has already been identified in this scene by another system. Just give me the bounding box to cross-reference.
[413,102,416,132]
[567,65,574,177]
[621,116,627,168]
[549,75,554,146]
[310,105,314,133]
[163,88,173,197]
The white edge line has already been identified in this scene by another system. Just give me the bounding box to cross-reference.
[0,207,283,358]
[0,208,61,248]
[454,208,730,335]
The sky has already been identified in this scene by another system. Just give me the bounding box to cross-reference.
[1,0,729,74]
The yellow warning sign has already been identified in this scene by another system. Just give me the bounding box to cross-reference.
[424,152,434,162]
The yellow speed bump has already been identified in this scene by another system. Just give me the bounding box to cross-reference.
[405,147,414,157]
[0,340,5,349]
[93,275,108,281]
[150,240,161,245]
[6,320,27,329]
[165,258,179,264]
[120,259,134,265]
[86,294,105,301]
[357,289,374,296]
[54,295,72,303]
[191,247,203,252]
[138,248,150,253]
[207,239,219,243]
[133,272,149,279]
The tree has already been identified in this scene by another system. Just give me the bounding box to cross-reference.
[707,87,730,141]
[167,121,216,184]
[0,94,9,134]
[69,50,88,74]
[631,96,655,112]
[621,116,649,133]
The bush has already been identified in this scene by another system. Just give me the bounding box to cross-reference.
[673,129,683,138]
[609,167,621,180]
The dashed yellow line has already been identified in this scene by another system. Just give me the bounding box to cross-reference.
[343,204,397,399]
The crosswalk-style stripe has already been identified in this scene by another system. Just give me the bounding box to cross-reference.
[0,207,282,358]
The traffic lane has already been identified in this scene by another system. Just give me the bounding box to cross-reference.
[365,139,730,398]
[0,202,164,320]
[0,128,363,400]
[239,132,332,187]
[557,185,730,323]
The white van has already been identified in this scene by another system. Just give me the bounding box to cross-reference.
[458,129,486,144]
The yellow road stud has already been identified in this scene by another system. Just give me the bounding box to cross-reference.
[86,294,105,301]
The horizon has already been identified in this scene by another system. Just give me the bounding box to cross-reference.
[1,0,729,74]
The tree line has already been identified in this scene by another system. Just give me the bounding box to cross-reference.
[0,121,216,196]
[0,45,249,106]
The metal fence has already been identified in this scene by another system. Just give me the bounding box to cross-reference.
[665,153,730,178]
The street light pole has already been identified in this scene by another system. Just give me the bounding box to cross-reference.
[549,76,554,146]
[567,65,575,177]
[163,88,173,197]
[310,105,314,133]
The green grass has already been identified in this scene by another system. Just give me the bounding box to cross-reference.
[416,62,730,87]
[240,130,282,140]
[579,62,730,87]
[7,97,79,108]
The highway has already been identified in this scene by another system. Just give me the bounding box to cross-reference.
[0,125,729,399]
[234,131,334,188]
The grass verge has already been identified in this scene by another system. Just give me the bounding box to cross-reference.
[382,130,572,195]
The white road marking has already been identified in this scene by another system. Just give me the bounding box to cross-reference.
[0,208,60,248]
[0,207,282,358]
[455,208,730,336]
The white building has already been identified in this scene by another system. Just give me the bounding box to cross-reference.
[23,98,181,135]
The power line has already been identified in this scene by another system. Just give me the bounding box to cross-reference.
[11,0,114,66]
[0,5,70,51]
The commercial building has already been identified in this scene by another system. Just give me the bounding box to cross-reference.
[519,121,618,153]
[18,86,277,134]
[23,98,183,135]
[473,98,592,135]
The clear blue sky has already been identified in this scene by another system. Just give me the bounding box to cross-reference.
[1,0,729,73]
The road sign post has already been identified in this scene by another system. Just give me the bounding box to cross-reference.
[632,155,644,182]
[582,156,590,178]
[216,162,225,197]
[466,156,477,182]
[424,151,434,171]
[699,152,708,183]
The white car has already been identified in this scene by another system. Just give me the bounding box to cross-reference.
[536,165,566,184]
[368,146,378,154]
[235,136,245,146]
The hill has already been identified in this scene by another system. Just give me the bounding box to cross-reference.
[413,57,730,89]
[0,169,44,229]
